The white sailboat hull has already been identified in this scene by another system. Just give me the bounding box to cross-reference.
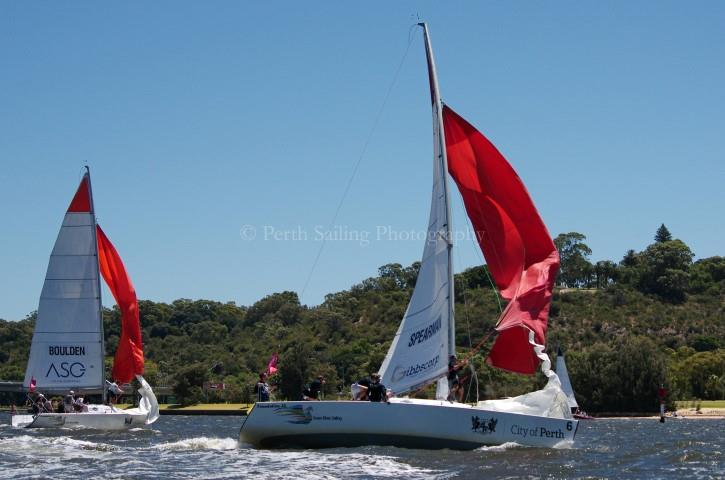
[12,379,160,430]
[12,410,150,430]
[239,399,578,450]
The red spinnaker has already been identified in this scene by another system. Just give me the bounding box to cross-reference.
[96,225,144,383]
[443,105,559,374]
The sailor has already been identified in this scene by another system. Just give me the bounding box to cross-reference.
[254,372,271,402]
[352,376,371,401]
[306,375,325,401]
[41,394,53,413]
[447,355,466,403]
[31,395,43,415]
[63,391,75,413]
[74,394,88,413]
[106,381,124,404]
[367,374,388,403]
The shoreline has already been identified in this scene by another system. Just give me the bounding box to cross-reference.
[591,408,725,420]
[2,405,723,418]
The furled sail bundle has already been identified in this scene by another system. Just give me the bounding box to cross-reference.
[443,105,560,374]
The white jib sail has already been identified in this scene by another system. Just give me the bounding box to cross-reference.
[379,116,452,395]
[24,176,104,392]
[556,348,579,410]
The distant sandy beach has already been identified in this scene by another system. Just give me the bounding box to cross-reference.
[673,407,725,418]
[601,408,725,419]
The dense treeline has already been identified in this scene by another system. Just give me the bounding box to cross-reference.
[1,226,723,413]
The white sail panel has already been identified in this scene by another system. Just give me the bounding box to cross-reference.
[379,108,452,395]
[556,349,579,410]
[24,211,104,392]
[45,255,99,281]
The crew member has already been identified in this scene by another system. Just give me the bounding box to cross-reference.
[353,376,371,401]
[306,375,325,401]
[367,374,388,403]
[254,372,271,402]
[447,355,466,403]
[63,391,75,413]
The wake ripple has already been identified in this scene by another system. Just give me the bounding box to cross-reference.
[476,441,523,452]
[154,436,239,451]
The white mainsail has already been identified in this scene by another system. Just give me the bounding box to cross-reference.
[378,26,454,397]
[556,347,579,410]
[23,174,105,392]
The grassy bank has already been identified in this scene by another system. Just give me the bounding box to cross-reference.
[675,400,725,409]
[160,403,251,411]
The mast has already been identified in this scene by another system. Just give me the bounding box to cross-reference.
[419,23,456,358]
[86,166,107,404]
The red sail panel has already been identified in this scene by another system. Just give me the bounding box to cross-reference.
[443,105,559,374]
[67,175,92,213]
[96,225,144,383]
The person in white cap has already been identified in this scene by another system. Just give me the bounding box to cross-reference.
[39,394,52,413]
[63,391,75,413]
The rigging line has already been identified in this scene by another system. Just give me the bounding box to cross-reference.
[455,189,504,315]
[299,29,416,302]
[454,240,479,402]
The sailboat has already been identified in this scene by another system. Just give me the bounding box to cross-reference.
[556,347,593,420]
[239,23,577,449]
[11,168,159,429]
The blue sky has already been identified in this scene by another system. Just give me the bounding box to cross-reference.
[1,2,723,320]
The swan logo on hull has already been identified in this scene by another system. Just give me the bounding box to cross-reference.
[271,405,344,424]
[274,405,313,424]
[471,416,498,435]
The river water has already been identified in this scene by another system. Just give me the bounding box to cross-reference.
[0,413,722,479]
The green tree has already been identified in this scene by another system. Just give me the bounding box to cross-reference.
[554,232,593,288]
[618,249,641,285]
[173,363,210,405]
[594,260,618,288]
[689,256,725,294]
[670,350,725,400]
[277,338,314,400]
[244,291,301,327]
[638,240,694,303]
[615,336,668,412]
[568,337,669,413]
[655,224,673,243]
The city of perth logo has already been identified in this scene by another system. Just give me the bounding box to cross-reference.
[274,405,313,424]
[471,415,498,435]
